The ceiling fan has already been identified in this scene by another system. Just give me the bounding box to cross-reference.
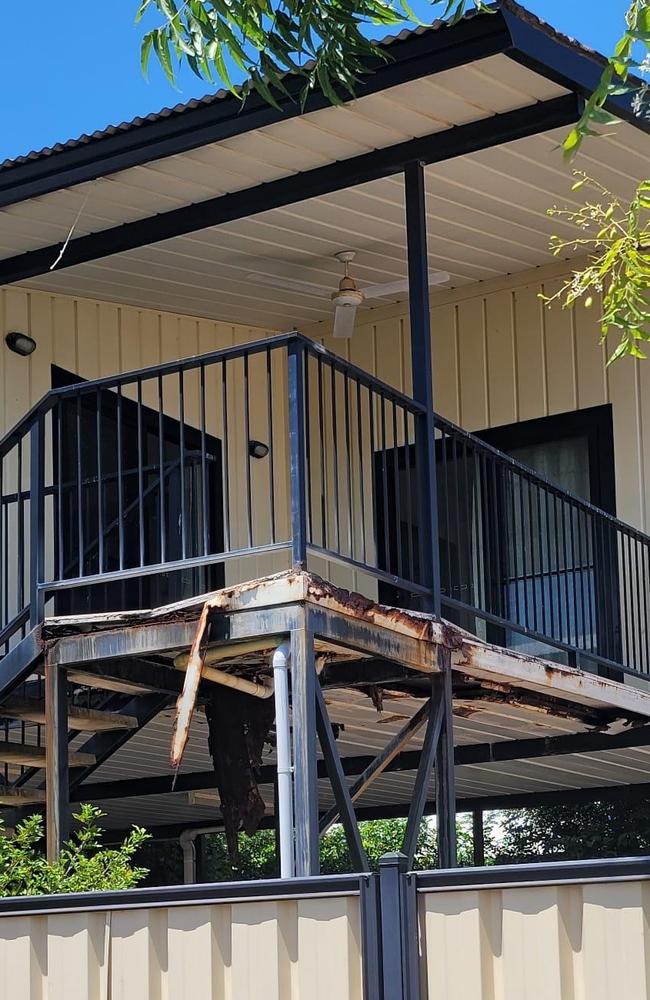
[249,251,450,338]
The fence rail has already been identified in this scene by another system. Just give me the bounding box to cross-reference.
[0,332,648,680]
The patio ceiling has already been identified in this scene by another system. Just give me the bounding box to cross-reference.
[9,112,645,331]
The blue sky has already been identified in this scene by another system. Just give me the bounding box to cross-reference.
[0,1,632,163]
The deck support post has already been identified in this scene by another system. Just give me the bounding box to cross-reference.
[436,649,457,868]
[404,159,441,615]
[45,661,69,861]
[290,613,319,876]
[473,808,485,866]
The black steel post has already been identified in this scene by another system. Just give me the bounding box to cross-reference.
[29,414,45,628]
[45,661,69,861]
[436,649,457,868]
[404,160,441,614]
[291,613,319,876]
[287,339,308,569]
[378,853,420,1000]
[473,808,485,867]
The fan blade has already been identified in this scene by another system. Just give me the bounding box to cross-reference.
[247,272,333,298]
[333,304,358,338]
[362,271,450,300]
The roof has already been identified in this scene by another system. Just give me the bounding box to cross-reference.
[0,2,637,209]
[0,2,646,328]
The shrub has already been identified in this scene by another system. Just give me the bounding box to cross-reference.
[0,803,150,897]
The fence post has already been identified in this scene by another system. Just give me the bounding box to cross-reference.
[29,413,45,629]
[404,161,441,615]
[287,338,308,570]
[378,852,420,999]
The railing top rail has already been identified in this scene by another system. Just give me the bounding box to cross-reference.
[435,409,650,547]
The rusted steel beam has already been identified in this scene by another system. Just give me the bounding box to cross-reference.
[309,606,439,673]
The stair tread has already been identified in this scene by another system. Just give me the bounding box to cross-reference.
[0,788,46,806]
[0,697,138,732]
[0,741,95,767]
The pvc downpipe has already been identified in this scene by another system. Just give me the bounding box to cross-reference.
[272,642,295,878]
[179,826,223,884]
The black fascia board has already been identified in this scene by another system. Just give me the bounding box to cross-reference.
[501,4,650,133]
[0,11,512,211]
[0,92,579,287]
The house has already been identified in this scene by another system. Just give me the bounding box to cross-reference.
[1,3,650,997]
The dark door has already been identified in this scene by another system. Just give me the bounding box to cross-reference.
[377,405,619,666]
[52,367,224,614]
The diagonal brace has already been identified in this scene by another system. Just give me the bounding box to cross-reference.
[315,683,369,873]
[402,679,446,867]
[319,698,431,837]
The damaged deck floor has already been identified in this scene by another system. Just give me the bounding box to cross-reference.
[5,571,650,836]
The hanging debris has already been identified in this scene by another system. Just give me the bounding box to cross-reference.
[205,684,275,863]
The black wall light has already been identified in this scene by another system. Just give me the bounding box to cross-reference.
[248,440,270,459]
[5,332,36,357]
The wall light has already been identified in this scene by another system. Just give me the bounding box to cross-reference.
[5,332,36,357]
[249,440,270,459]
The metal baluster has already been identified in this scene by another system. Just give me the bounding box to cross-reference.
[76,395,84,576]
[200,364,209,556]
[357,380,367,566]
[179,369,188,559]
[317,357,326,548]
[344,373,354,559]
[137,380,145,567]
[158,374,166,563]
[392,402,402,580]
[379,393,390,574]
[403,408,414,585]
[274,349,283,548]
[243,355,253,549]
[221,360,231,553]
[96,391,104,574]
[116,387,124,571]
[331,364,341,555]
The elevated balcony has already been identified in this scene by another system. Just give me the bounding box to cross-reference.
[0,331,647,687]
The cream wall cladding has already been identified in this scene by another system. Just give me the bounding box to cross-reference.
[0,895,364,1000]
[306,256,650,536]
[419,878,650,1000]
[0,286,291,590]
[2,257,649,608]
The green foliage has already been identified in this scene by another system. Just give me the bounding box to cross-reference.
[543,171,650,363]
[563,0,650,159]
[0,804,150,897]
[197,814,485,882]
[136,0,491,109]
[497,800,650,862]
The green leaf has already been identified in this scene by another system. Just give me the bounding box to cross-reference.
[153,27,176,85]
[140,31,154,79]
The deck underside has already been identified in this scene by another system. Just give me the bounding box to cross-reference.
[5,571,650,836]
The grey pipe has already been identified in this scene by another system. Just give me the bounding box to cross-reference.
[272,641,295,878]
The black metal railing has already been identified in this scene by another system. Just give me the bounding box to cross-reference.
[0,332,648,680]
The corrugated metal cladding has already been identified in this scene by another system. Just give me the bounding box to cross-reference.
[0,895,364,998]
[420,880,650,999]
